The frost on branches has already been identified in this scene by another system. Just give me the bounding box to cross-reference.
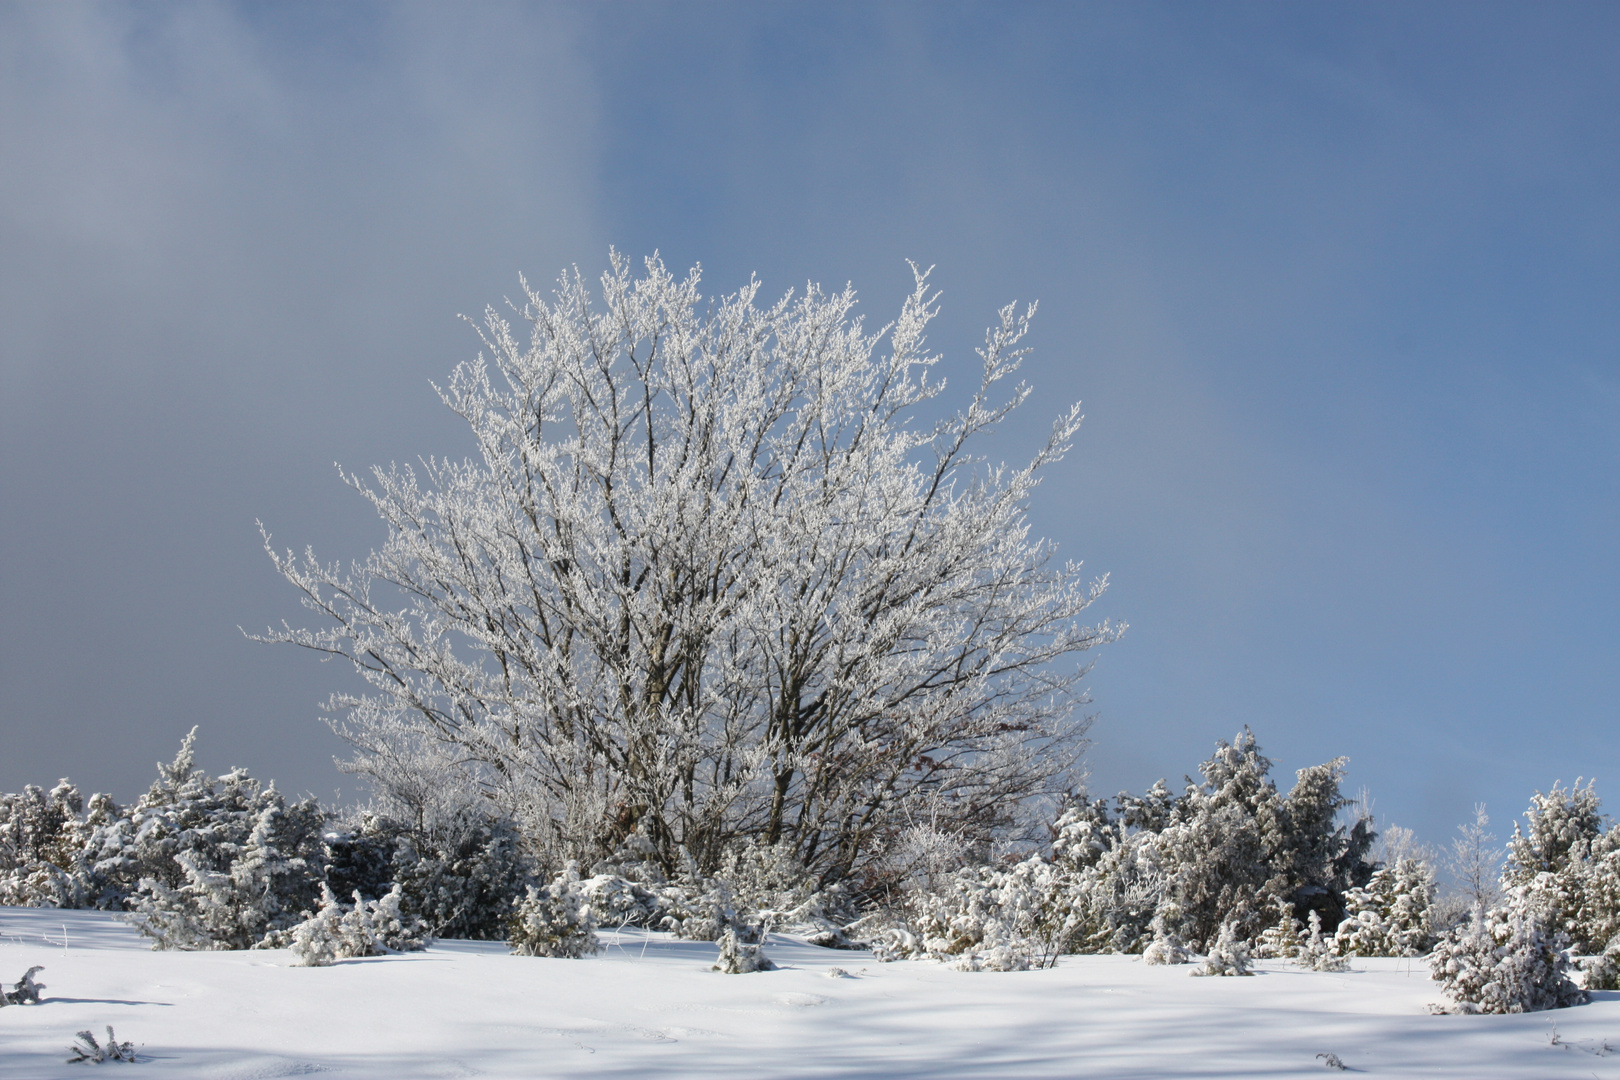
[259,252,1118,884]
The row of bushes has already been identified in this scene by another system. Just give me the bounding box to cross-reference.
[4,728,1617,1006]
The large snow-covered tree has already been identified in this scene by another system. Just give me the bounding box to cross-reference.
[261,253,1117,882]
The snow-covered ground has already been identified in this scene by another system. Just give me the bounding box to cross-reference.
[1,907,1616,1079]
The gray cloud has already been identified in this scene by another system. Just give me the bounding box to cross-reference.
[1,2,603,799]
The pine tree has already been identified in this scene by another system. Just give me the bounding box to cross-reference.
[1334,858,1437,957]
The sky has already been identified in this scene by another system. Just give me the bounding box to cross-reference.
[2,1,1617,855]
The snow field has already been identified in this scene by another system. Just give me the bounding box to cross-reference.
[2,907,1617,1079]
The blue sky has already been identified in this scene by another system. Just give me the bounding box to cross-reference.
[2,1,1616,852]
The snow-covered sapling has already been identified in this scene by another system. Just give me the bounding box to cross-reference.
[1316,1052,1347,1071]
[712,928,776,973]
[1190,921,1252,976]
[1142,911,1192,966]
[67,1026,137,1063]
[508,865,600,958]
[1295,910,1350,973]
[1,965,45,1005]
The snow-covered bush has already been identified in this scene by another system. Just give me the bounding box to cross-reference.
[1295,909,1350,972]
[1,965,46,1005]
[278,882,428,966]
[1190,920,1252,976]
[0,781,89,908]
[126,735,326,952]
[323,808,529,941]
[1141,909,1193,965]
[873,855,1068,972]
[1333,858,1436,957]
[1575,946,1620,992]
[1252,897,1304,960]
[654,875,741,942]
[66,1026,137,1064]
[577,873,667,929]
[1050,800,1165,954]
[507,864,599,958]
[712,928,776,973]
[1429,899,1586,1014]
[1044,731,1376,958]
[1151,733,1374,952]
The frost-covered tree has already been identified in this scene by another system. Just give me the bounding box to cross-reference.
[260,252,1118,882]
[1147,731,1374,950]
[1447,803,1501,913]
[1499,781,1620,958]
[0,781,87,907]
[1334,858,1436,957]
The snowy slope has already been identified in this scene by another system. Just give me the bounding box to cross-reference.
[1,907,1616,1079]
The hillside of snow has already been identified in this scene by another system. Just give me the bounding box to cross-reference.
[2,907,1616,1078]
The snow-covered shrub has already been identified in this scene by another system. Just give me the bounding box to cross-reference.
[876,855,1068,972]
[1141,910,1193,965]
[1295,910,1349,972]
[1252,897,1304,960]
[1429,901,1586,1014]
[1190,920,1252,976]
[283,888,343,967]
[637,839,852,946]
[1044,732,1376,958]
[1,966,46,1005]
[507,864,599,958]
[1333,858,1436,957]
[577,873,666,929]
[66,1026,137,1063]
[654,875,741,942]
[0,781,89,908]
[129,768,327,952]
[1575,947,1619,992]
[323,808,529,941]
[1051,801,1165,954]
[763,886,860,948]
[712,928,776,973]
[1151,733,1374,952]
[279,882,428,966]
